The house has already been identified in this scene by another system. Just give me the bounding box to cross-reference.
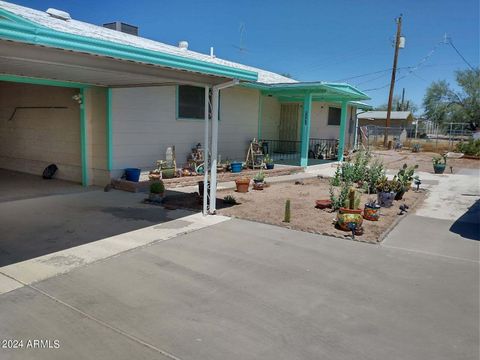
[0,0,370,207]
[357,111,414,128]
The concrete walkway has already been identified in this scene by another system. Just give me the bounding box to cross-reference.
[383,171,480,262]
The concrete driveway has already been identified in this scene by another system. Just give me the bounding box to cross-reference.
[0,218,478,360]
[0,173,193,266]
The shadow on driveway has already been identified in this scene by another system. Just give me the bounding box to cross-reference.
[0,188,197,267]
[449,199,480,241]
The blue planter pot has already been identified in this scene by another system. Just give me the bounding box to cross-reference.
[230,162,242,173]
[433,164,446,174]
[125,168,141,182]
[266,163,274,170]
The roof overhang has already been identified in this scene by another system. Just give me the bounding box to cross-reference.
[0,7,258,86]
[243,81,370,102]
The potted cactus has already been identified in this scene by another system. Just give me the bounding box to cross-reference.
[363,198,381,221]
[253,171,265,190]
[235,177,251,193]
[433,154,447,174]
[264,154,274,170]
[336,187,363,231]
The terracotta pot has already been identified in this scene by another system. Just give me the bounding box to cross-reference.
[235,178,250,193]
[315,199,332,209]
[337,208,363,231]
[363,204,380,221]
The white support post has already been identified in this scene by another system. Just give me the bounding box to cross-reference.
[209,79,239,214]
[202,85,210,216]
[209,86,220,213]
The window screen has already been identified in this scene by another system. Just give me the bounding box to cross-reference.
[178,85,205,119]
[328,107,342,126]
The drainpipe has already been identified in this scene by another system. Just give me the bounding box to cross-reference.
[209,79,239,214]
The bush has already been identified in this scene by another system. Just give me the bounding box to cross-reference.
[150,181,165,194]
[223,195,237,205]
[365,160,385,194]
[330,182,350,211]
[456,139,480,157]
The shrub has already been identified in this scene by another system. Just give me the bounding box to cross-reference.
[331,166,341,186]
[150,181,165,194]
[365,160,385,194]
[351,150,371,183]
[223,195,238,205]
[456,139,480,157]
[330,182,350,211]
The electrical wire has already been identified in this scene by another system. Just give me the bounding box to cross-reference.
[447,38,476,70]
[361,39,446,92]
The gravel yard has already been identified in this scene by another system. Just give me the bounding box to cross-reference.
[217,177,426,243]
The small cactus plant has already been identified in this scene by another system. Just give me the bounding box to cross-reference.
[343,187,360,210]
[284,199,291,223]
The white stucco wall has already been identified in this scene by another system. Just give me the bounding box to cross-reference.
[260,95,280,140]
[309,102,352,139]
[0,82,82,182]
[111,85,260,175]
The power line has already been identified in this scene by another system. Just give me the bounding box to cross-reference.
[447,37,475,70]
[362,38,446,92]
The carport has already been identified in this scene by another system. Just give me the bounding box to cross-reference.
[0,4,257,266]
[0,4,256,203]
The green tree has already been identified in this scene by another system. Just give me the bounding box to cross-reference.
[423,68,480,125]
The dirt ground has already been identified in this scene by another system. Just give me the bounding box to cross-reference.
[216,178,426,243]
[369,149,479,174]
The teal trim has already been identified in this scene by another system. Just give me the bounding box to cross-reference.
[0,74,90,88]
[242,81,370,102]
[0,9,258,82]
[257,92,263,139]
[80,88,88,186]
[300,92,312,167]
[106,88,113,171]
[337,101,348,162]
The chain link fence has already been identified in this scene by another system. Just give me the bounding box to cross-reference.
[358,122,473,153]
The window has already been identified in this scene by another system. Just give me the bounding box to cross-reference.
[177,85,206,119]
[327,107,341,126]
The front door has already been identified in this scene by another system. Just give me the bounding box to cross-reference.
[279,104,300,153]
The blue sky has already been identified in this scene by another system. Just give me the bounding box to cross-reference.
[10,0,480,110]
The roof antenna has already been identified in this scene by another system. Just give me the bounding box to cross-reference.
[232,22,248,54]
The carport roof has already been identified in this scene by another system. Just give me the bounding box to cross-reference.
[0,1,370,101]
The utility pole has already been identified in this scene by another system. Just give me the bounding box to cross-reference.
[384,15,403,147]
